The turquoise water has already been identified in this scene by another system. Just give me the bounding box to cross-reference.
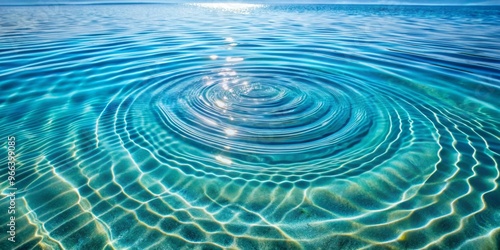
[0,3,499,249]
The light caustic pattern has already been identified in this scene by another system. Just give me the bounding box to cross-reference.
[0,4,499,250]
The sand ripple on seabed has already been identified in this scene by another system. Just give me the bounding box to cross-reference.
[0,4,499,250]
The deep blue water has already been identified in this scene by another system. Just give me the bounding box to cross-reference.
[0,3,499,249]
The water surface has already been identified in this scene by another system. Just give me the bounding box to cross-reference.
[0,3,499,249]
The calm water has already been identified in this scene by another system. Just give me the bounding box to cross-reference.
[0,3,499,249]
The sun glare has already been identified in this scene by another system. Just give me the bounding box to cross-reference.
[188,3,265,12]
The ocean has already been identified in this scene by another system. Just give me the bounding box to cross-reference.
[0,3,499,249]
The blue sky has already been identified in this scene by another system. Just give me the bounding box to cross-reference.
[0,0,498,5]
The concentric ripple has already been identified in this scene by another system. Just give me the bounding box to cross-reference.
[154,65,375,164]
[0,3,499,250]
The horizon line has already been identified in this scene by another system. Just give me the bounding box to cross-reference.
[1,2,499,6]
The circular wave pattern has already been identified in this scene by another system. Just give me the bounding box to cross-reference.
[155,66,375,164]
[1,4,499,250]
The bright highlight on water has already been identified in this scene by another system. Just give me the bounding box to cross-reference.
[0,2,499,249]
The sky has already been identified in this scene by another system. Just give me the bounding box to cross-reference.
[0,0,498,5]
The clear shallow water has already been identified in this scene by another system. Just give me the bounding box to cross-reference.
[0,3,499,249]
